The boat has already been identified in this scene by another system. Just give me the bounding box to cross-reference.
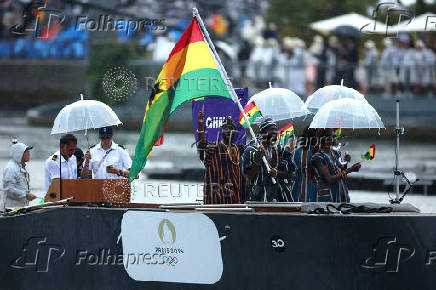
[1,178,435,290]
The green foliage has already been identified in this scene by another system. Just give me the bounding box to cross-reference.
[87,42,142,105]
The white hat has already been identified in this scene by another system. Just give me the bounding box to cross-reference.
[254,36,265,47]
[382,38,393,47]
[267,38,279,48]
[283,37,296,49]
[415,40,425,49]
[364,40,375,49]
[294,38,306,49]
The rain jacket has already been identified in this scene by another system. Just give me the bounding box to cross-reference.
[2,143,30,209]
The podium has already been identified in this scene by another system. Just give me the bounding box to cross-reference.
[45,179,131,203]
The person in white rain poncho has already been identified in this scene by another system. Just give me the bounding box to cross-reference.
[2,142,37,210]
[414,40,435,96]
[379,38,396,95]
[363,40,378,93]
[247,37,270,87]
[275,37,308,95]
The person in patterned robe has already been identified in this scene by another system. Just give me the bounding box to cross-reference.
[197,111,248,204]
[310,129,361,202]
[241,118,295,202]
[291,127,318,202]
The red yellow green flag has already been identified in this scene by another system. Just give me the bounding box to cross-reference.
[129,17,233,181]
[239,101,262,128]
[361,144,376,161]
[278,121,294,145]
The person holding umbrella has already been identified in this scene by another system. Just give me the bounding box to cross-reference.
[2,140,36,209]
[241,118,295,202]
[310,129,360,202]
[81,126,133,180]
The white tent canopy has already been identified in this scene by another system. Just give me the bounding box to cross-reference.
[310,13,387,34]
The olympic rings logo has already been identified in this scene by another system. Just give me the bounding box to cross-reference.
[165,256,179,266]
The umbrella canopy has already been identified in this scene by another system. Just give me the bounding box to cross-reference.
[392,13,436,32]
[309,98,384,129]
[310,13,386,34]
[249,88,309,122]
[332,25,361,38]
[305,85,367,112]
[51,99,122,134]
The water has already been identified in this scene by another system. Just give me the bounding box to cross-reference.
[1,115,435,212]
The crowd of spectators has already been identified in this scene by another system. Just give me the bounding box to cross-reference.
[0,0,88,59]
[233,29,435,97]
[1,0,434,97]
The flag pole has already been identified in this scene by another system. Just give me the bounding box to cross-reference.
[192,8,276,183]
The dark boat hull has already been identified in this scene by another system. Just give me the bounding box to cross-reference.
[1,207,435,290]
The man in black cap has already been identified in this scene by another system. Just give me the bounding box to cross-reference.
[197,112,248,204]
[241,118,295,202]
[81,126,133,179]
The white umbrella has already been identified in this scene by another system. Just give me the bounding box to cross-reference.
[51,95,122,135]
[249,88,309,122]
[310,13,386,34]
[305,85,367,112]
[309,98,384,129]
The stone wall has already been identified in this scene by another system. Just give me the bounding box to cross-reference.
[0,59,87,109]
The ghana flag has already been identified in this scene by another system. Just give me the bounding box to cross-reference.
[278,121,294,145]
[239,101,262,128]
[361,144,376,161]
[129,17,233,181]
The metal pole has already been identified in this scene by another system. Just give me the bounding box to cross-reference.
[193,8,275,184]
[395,100,400,201]
[59,144,62,200]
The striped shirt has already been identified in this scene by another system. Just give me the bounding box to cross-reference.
[311,149,349,203]
[201,142,248,204]
[241,140,295,202]
[291,147,318,202]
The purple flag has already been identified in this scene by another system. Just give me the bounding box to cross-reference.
[192,88,248,145]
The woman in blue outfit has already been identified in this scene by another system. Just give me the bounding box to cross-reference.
[310,129,361,202]
[291,127,318,202]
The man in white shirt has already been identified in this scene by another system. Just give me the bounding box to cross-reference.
[44,134,78,193]
[81,126,132,179]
